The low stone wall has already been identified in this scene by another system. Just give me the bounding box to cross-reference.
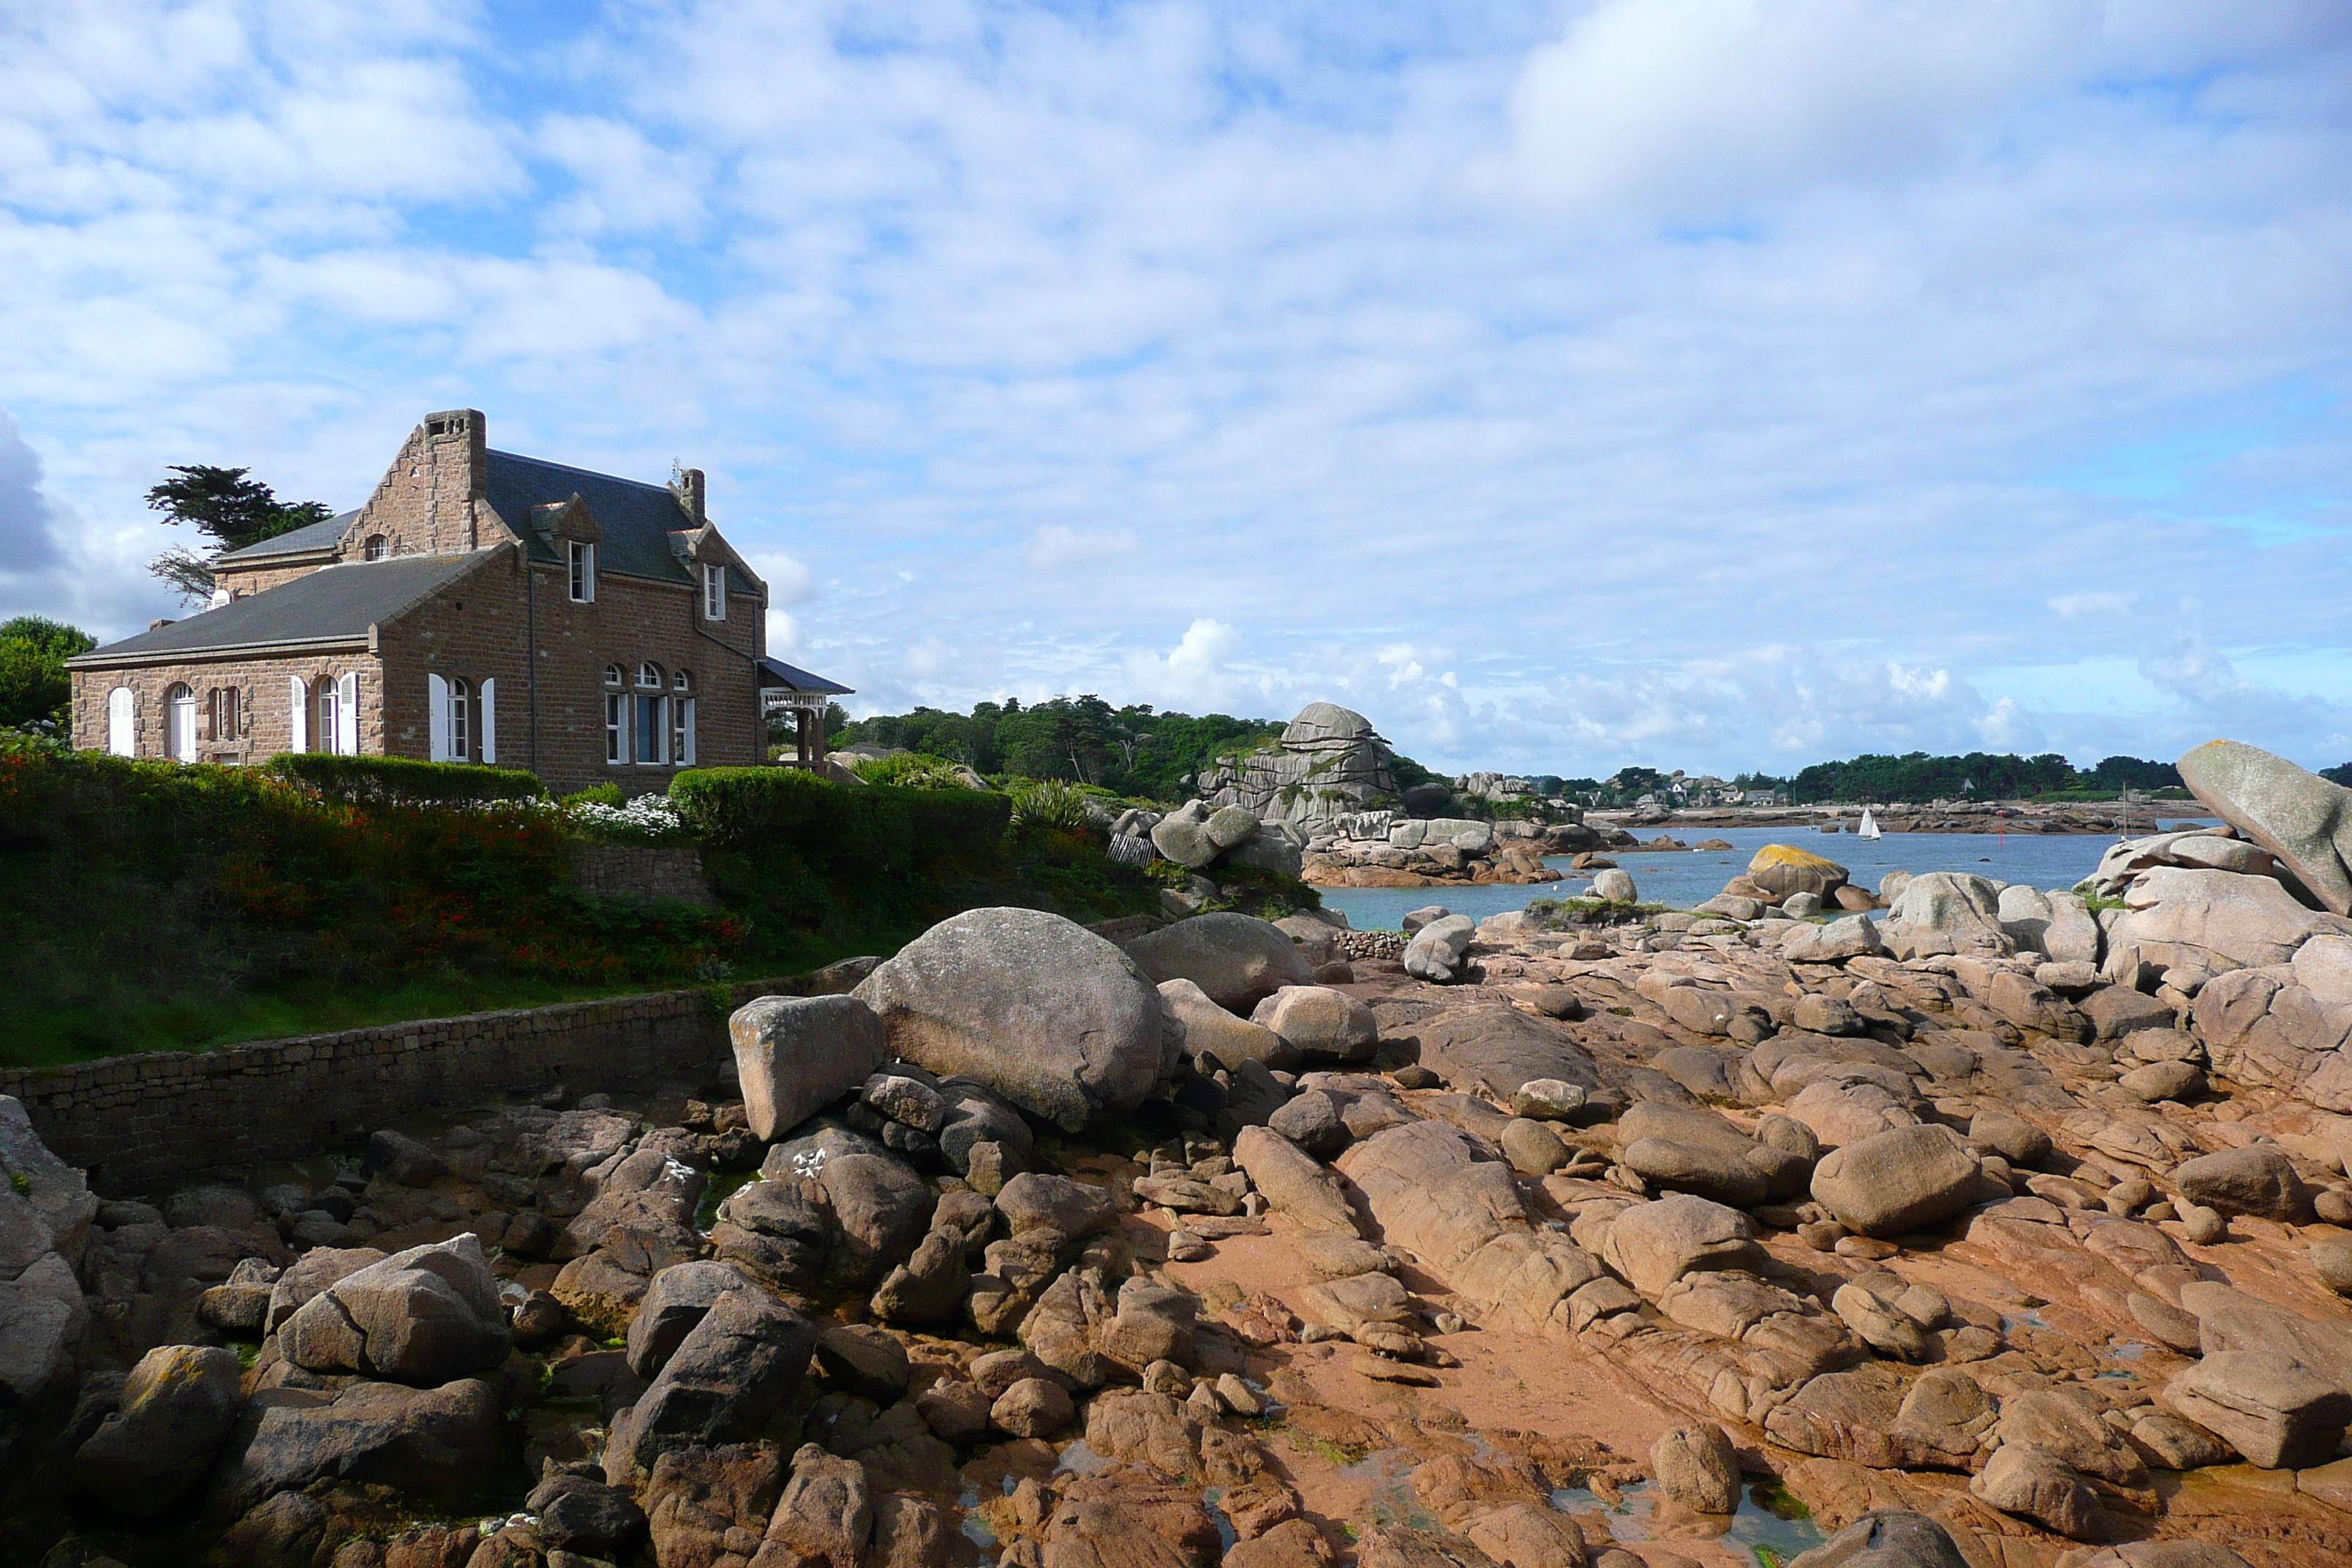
[0,977,806,1194]
[562,843,719,907]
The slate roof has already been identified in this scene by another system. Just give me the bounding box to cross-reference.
[69,551,497,665]
[484,451,695,584]
[215,510,359,562]
[758,656,854,695]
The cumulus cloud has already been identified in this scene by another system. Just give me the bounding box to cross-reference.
[0,408,64,576]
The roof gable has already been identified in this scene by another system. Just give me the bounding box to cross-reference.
[484,450,693,585]
[215,510,360,564]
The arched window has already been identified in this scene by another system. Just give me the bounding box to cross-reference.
[673,669,692,692]
[363,535,388,560]
[165,683,197,763]
[604,664,623,687]
[633,663,667,764]
[106,687,135,757]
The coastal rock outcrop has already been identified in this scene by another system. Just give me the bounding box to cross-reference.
[856,908,1168,1131]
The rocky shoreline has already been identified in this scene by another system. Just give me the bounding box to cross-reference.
[7,737,2352,1568]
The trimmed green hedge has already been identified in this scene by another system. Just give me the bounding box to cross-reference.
[268,753,548,804]
[669,766,1010,873]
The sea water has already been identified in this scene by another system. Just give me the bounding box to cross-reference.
[1316,819,2215,932]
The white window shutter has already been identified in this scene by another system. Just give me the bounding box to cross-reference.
[429,674,448,761]
[107,687,135,756]
[480,679,497,764]
[290,676,308,752]
[680,696,696,765]
[337,672,359,754]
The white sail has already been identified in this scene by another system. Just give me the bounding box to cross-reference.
[1858,808,1882,840]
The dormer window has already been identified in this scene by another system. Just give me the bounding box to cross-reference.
[702,562,727,621]
[364,535,387,560]
[569,540,596,603]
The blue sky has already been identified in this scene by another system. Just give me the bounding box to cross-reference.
[1,0,2348,777]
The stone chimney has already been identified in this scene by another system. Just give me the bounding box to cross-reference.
[672,467,706,525]
[421,409,487,501]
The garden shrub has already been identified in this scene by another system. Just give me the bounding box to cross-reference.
[851,752,971,790]
[268,753,547,804]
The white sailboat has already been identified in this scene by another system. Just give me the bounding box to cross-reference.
[1858,808,1882,840]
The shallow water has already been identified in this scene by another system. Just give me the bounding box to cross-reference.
[1552,1478,1828,1564]
[1317,820,2214,932]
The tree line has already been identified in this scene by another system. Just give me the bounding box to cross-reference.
[834,697,1291,801]
[1772,751,2185,804]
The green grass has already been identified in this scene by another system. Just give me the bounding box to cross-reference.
[0,973,660,1070]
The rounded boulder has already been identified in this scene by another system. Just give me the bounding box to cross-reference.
[1125,913,1317,1013]
[856,908,1167,1132]
[1811,1124,1983,1238]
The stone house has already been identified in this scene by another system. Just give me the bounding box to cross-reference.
[66,410,851,795]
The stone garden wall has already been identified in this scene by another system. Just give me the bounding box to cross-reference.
[0,978,802,1192]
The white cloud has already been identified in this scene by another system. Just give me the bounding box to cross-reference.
[1024,524,1138,570]
[4,1,2351,777]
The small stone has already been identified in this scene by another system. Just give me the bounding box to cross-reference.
[1431,1312,1466,1335]
[1166,1229,1212,1263]
[2316,1190,2352,1227]
[2182,1205,2228,1245]
[1836,1235,1899,1260]
[990,1377,1074,1439]
[1392,1065,1441,1090]
[1215,1373,1262,1416]
[1798,1221,1847,1252]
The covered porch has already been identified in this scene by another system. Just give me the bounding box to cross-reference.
[757,655,855,765]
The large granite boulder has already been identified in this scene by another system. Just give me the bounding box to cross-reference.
[731,995,889,1140]
[2166,1351,2352,1469]
[1125,913,1316,1013]
[1252,985,1376,1059]
[1404,915,1478,984]
[1884,874,2010,959]
[2179,739,2352,914]
[211,1377,503,1515]
[1785,1510,1970,1568]
[1194,703,1401,828]
[1598,1195,1766,1297]
[281,1233,510,1383]
[857,908,1168,1131]
[1159,979,1294,1069]
[2111,867,2352,974]
[74,1343,245,1513]
[1749,845,1850,900]
[1811,1126,1982,1237]
[2171,1145,2307,1221]
[605,1287,820,1487]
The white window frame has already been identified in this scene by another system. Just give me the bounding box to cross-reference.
[673,694,695,766]
[480,678,497,764]
[449,676,471,762]
[605,691,624,764]
[702,562,726,621]
[106,687,135,756]
[568,540,596,603]
[165,684,197,763]
[336,672,358,754]
[315,678,339,755]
